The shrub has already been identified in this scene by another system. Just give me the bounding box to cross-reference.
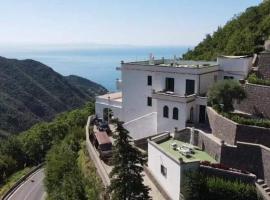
[248,73,270,86]
[222,112,270,128]
[184,172,260,200]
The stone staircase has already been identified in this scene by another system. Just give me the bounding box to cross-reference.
[256,179,270,200]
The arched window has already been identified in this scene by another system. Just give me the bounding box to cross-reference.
[163,106,169,118]
[190,107,194,122]
[173,107,179,120]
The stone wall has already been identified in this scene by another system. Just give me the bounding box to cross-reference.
[200,165,256,184]
[197,131,222,162]
[207,107,270,148]
[220,142,270,185]
[262,146,270,185]
[207,107,237,145]
[236,125,270,148]
[235,83,270,118]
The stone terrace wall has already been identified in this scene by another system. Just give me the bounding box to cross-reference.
[200,165,256,184]
[235,83,270,118]
[207,107,270,148]
[207,107,237,145]
[220,142,270,185]
[197,131,222,162]
[262,146,270,185]
[236,125,270,148]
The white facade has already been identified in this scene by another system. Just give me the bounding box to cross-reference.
[218,56,253,80]
[95,56,251,140]
[148,138,199,200]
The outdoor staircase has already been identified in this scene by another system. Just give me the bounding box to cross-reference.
[256,179,270,200]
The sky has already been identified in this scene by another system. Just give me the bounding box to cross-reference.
[0,0,262,48]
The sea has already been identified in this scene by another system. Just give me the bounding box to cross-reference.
[0,46,189,91]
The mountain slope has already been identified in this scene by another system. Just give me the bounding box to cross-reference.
[182,1,270,61]
[0,56,107,135]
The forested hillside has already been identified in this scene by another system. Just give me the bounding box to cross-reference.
[183,1,270,61]
[0,57,107,135]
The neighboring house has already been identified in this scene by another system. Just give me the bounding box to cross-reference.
[95,55,251,141]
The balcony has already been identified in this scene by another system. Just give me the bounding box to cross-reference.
[152,90,196,103]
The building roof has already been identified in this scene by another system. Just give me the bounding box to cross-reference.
[94,131,111,145]
[97,92,122,102]
[157,138,216,163]
[124,59,217,69]
[219,55,252,59]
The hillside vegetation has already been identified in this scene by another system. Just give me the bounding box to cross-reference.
[183,1,270,60]
[0,57,107,135]
[0,103,95,194]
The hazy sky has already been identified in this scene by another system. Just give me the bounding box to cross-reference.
[0,0,262,47]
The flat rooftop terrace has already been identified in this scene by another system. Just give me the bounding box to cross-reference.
[125,59,217,69]
[157,138,216,163]
[97,92,122,102]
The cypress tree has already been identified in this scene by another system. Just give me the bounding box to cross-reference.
[109,121,151,200]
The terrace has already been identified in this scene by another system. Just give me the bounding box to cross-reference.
[152,135,216,164]
[124,59,217,69]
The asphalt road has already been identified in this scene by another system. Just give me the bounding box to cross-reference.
[6,169,46,200]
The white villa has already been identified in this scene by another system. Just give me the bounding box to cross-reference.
[95,55,252,141]
[95,54,254,200]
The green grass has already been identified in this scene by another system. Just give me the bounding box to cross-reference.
[0,167,34,198]
[158,138,216,163]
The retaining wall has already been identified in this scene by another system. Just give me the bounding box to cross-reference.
[207,107,270,148]
[235,83,270,118]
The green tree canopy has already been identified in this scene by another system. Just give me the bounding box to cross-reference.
[208,80,246,112]
[109,121,151,200]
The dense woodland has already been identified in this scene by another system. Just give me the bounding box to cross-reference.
[0,57,107,136]
[0,103,97,193]
[183,1,270,60]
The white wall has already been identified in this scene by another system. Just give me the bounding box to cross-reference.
[154,72,199,96]
[122,68,156,122]
[124,112,157,140]
[148,142,181,200]
[218,57,252,79]
[199,71,218,95]
[156,100,188,133]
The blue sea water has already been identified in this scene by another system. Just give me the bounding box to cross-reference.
[0,46,188,91]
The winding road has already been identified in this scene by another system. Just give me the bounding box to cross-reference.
[5,169,46,200]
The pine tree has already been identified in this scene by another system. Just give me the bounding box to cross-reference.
[109,121,151,200]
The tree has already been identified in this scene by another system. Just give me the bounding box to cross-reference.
[109,121,151,200]
[208,80,246,112]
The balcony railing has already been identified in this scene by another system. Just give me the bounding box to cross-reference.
[152,90,196,103]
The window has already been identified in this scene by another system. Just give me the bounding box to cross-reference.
[163,106,169,118]
[173,107,179,120]
[161,164,167,177]
[165,78,174,92]
[185,79,195,95]
[147,97,152,106]
[147,76,152,86]
[224,76,234,80]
